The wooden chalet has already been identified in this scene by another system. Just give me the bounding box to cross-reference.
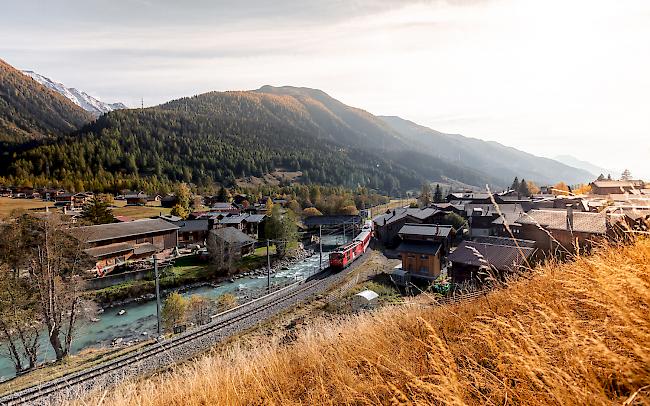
[590,180,645,195]
[396,224,453,280]
[70,219,179,276]
[448,236,537,285]
[515,208,608,253]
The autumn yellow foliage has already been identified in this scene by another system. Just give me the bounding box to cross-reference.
[84,239,650,405]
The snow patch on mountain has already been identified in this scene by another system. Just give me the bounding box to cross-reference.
[22,70,127,116]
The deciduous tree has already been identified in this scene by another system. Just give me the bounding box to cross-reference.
[26,214,94,361]
[302,207,323,217]
[162,292,187,333]
[187,295,211,326]
[265,205,298,258]
[419,183,432,207]
[216,293,237,312]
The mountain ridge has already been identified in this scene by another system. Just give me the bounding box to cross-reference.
[0,58,93,148]
[379,115,594,186]
[22,70,127,117]
[0,59,593,192]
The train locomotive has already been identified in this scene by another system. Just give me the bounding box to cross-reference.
[328,220,373,270]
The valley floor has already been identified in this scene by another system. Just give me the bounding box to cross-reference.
[80,238,650,405]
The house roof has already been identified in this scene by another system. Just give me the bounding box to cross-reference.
[84,242,133,258]
[158,214,182,222]
[464,203,525,217]
[396,241,442,255]
[219,215,248,225]
[491,211,525,225]
[449,240,536,271]
[244,214,266,223]
[591,180,641,188]
[398,223,453,238]
[124,192,148,199]
[72,219,179,243]
[406,207,441,221]
[515,210,607,234]
[173,219,210,233]
[212,202,236,209]
[472,236,537,248]
[211,227,256,245]
[373,210,409,226]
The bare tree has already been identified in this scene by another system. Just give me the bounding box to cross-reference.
[0,268,41,373]
[187,295,211,326]
[206,230,234,275]
[26,214,95,360]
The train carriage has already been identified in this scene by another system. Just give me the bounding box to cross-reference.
[329,221,373,270]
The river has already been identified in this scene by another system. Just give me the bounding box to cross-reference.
[0,235,348,381]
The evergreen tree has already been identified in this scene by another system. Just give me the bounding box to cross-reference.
[80,196,115,225]
[621,169,632,180]
[607,174,612,180]
[518,178,530,197]
[433,184,443,203]
[216,186,229,203]
[597,173,605,181]
[511,177,520,192]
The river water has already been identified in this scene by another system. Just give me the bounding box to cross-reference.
[0,235,348,381]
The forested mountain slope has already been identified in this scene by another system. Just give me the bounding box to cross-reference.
[380,115,594,185]
[0,59,93,148]
[3,88,499,193]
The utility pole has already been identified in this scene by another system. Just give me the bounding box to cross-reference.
[319,225,323,271]
[266,239,271,294]
[154,255,161,336]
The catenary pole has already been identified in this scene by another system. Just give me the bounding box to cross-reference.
[266,239,271,293]
[154,255,161,336]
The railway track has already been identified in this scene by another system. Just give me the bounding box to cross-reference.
[0,262,357,406]
[0,251,492,405]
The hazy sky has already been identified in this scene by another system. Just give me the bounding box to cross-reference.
[2,0,649,178]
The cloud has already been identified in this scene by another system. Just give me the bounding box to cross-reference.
[1,0,649,178]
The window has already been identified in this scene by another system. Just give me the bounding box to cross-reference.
[420,255,428,259]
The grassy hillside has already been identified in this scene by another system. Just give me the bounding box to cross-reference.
[380,115,594,186]
[0,59,92,148]
[84,238,650,405]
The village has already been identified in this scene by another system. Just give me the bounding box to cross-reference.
[1,174,649,400]
[0,176,648,295]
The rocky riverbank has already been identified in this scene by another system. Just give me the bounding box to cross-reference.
[103,248,315,309]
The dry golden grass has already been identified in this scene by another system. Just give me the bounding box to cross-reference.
[85,239,650,405]
[0,197,53,219]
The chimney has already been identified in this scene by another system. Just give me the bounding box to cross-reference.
[566,204,574,232]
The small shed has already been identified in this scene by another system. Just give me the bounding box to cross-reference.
[352,289,379,311]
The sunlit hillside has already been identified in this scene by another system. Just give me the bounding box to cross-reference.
[84,238,650,405]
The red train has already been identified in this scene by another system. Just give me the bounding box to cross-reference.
[329,221,373,270]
